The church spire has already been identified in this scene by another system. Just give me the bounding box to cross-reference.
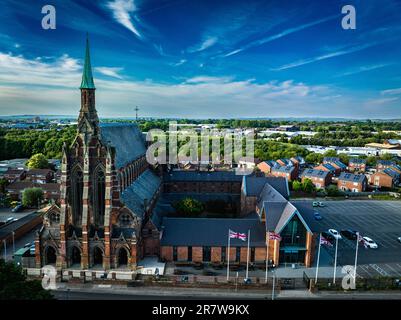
[78,34,99,136]
[80,34,95,90]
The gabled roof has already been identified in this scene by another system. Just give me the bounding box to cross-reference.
[338,172,367,183]
[100,123,146,169]
[383,168,400,179]
[301,168,329,179]
[272,165,294,173]
[377,160,396,166]
[121,169,161,219]
[243,175,289,199]
[349,158,366,164]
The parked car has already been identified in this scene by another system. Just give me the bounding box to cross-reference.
[340,229,358,240]
[318,202,325,207]
[328,229,342,240]
[12,204,23,213]
[312,201,319,207]
[397,237,401,243]
[363,237,378,249]
[321,231,335,243]
[314,211,323,221]
[5,216,15,224]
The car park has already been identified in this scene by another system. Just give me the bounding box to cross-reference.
[363,237,378,249]
[340,229,358,240]
[328,229,342,240]
[314,211,322,221]
[321,231,335,243]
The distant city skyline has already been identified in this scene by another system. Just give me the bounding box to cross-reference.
[0,0,401,119]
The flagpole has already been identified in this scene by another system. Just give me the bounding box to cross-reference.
[265,232,269,284]
[354,232,359,284]
[246,229,250,279]
[227,229,230,282]
[333,235,338,284]
[315,233,321,284]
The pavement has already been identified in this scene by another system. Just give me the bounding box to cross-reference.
[0,208,37,223]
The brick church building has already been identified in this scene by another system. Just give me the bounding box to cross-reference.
[35,38,320,272]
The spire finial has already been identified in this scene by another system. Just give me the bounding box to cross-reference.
[80,33,95,89]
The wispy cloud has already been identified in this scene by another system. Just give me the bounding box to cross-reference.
[95,67,124,79]
[335,63,391,77]
[272,42,380,71]
[381,87,401,95]
[188,36,218,53]
[107,0,142,38]
[223,15,339,57]
[170,59,187,67]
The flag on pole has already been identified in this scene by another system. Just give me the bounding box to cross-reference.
[268,232,282,241]
[229,229,247,241]
[320,235,333,247]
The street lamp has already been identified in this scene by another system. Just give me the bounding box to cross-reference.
[12,231,15,255]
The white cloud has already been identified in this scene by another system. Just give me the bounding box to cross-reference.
[95,67,124,79]
[107,0,142,38]
[188,36,218,53]
[272,42,380,71]
[381,87,401,95]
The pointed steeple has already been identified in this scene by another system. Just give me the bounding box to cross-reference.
[80,34,95,89]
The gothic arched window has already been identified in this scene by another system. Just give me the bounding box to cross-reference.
[93,166,106,226]
[71,166,83,225]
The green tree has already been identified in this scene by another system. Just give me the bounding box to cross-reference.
[0,259,54,300]
[0,178,8,194]
[323,150,337,157]
[292,180,302,192]
[174,198,204,216]
[22,188,43,208]
[326,184,341,197]
[301,178,316,193]
[27,153,50,169]
[305,152,324,164]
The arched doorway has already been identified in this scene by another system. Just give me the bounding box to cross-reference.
[71,246,81,266]
[93,247,103,267]
[46,246,57,265]
[118,248,128,267]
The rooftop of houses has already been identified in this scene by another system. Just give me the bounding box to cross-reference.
[272,165,295,173]
[349,158,367,164]
[301,169,329,179]
[338,172,366,183]
[377,160,396,166]
[383,168,401,179]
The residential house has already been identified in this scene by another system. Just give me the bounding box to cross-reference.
[376,160,396,172]
[271,165,297,181]
[313,163,337,175]
[337,172,367,192]
[323,157,347,175]
[369,169,400,189]
[301,169,332,189]
[25,169,54,184]
[348,158,367,172]
[257,160,279,174]
[3,168,26,183]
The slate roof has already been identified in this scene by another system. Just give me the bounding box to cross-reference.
[260,160,279,168]
[100,123,146,169]
[349,158,366,164]
[338,172,367,183]
[160,218,266,247]
[377,160,396,166]
[383,168,400,180]
[301,169,329,179]
[243,175,289,199]
[320,163,337,172]
[272,165,294,173]
[120,169,161,219]
[163,170,243,182]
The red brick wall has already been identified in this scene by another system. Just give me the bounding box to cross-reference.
[192,246,203,263]
[177,246,188,261]
[160,246,173,261]
[211,247,222,263]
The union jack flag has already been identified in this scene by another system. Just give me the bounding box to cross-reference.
[229,229,247,241]
[320,235,333,247]
[269,232,282,241]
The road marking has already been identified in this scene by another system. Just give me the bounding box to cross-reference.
[384,264,401,277]
[370,264,389,277]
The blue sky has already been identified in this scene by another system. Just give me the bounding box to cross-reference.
[0,0,400,119]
